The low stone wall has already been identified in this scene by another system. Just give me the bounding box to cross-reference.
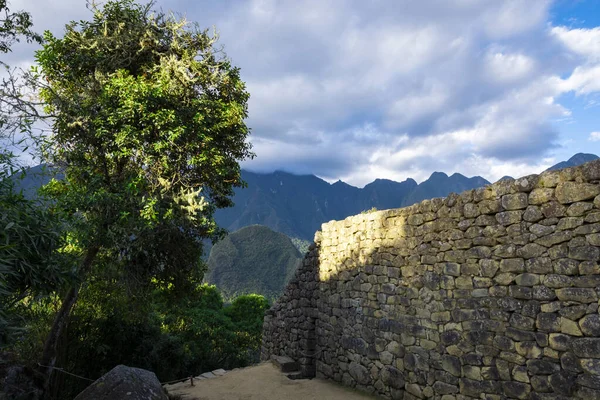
[261,244,320,377]
[262,160,600,399]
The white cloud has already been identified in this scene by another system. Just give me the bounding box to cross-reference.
[590,132,600,142]
[485,51,536,83]
[552,26,600,61]
[563,65,600,95]
[6,0,600,186]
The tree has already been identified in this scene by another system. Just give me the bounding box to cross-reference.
[33,0,253,388]
[0,0,44,157]
[0,1,62,346]
[0,0,41,53]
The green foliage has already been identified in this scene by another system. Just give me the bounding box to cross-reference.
[33,0,252,285]
[52,282,268,399]
[290,237,311,256]
[224,294,270,348]
[26,1,254,387]
[205,225,302,301]
[1,2,263,398]
[0,1,66,346]
[0,177,68,345]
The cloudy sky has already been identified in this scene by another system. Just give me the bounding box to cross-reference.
[6,0,600,186]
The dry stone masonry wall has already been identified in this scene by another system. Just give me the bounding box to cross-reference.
[262,160,600,400]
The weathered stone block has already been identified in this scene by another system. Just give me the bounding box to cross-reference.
[517,243,546,258]
[567,202,594,217]
[555,182,600,204]
[496,210,523,226]
[556,287,598,303]
[500,258,525,272]
[515,341,542,359]
[572,338,600,358]
[524,205,544,222]
[536,231,573,247]
[541,201,566,218]
[530,223,555,236]
[537,313,560,332]
[509,285,532,299]
[480,259,499,277]
[526,257,553,274]
[527,359,560,375]
[569,245,600,261]
[479,199,502,215]
[515,273,540,286]
[503,381,531,399]
[442,355,461,377]
[543,274,572,288]
[348,362,370,384]
[502,193,529,210]
[560,317,583,336]
[549,371,576,396]
[529,188,555,205]
[580,314,600,337]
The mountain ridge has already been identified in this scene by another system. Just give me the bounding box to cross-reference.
[12,153,598,241]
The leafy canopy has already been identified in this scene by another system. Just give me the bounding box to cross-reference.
[35,0,253,280]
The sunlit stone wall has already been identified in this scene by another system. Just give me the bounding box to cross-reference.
[263,160,600,400]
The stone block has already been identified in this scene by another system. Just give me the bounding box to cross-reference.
[555,182,600,204]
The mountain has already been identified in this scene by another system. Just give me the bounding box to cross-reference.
[546,153,599,171]
[205,225,302,301]
[214,169,486,240]
[9,164,62,199]
[13,153,599,241]
[400,172,489,207]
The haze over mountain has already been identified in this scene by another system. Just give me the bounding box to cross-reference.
[12,153,599,241]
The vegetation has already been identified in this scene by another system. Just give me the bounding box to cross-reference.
[0,1,270,399]
[206,225,302,301]
[0,0,61,348]
[290,236,311,256]
[48,284,269,399]
[33,0,252,386]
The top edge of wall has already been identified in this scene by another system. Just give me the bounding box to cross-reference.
[315,159,600,242]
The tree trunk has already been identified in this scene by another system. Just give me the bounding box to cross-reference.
[39,246,99,395]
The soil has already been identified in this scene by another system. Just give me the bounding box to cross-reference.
[164,362,376,400]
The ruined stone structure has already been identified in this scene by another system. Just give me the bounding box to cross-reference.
[261,160,600,399]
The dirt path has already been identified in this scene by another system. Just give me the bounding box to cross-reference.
[164,363,376,400]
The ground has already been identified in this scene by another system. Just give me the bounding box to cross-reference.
[164,362,376,400]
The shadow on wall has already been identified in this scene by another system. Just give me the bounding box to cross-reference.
[262,159,600,400]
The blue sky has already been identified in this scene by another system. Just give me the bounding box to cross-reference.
[6,0,600,186]
[549,0,600,159]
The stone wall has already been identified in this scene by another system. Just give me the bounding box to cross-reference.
[261,243,320,377]
[262,160,600,399]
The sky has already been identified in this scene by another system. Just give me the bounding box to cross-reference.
[5,0,600,187]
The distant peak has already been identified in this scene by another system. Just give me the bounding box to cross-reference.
[332,179,354,188]
[568,153,598,162]
[429,171,448,179]
[365,177,418,188]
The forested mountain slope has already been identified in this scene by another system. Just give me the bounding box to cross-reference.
[205,225,302,300]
